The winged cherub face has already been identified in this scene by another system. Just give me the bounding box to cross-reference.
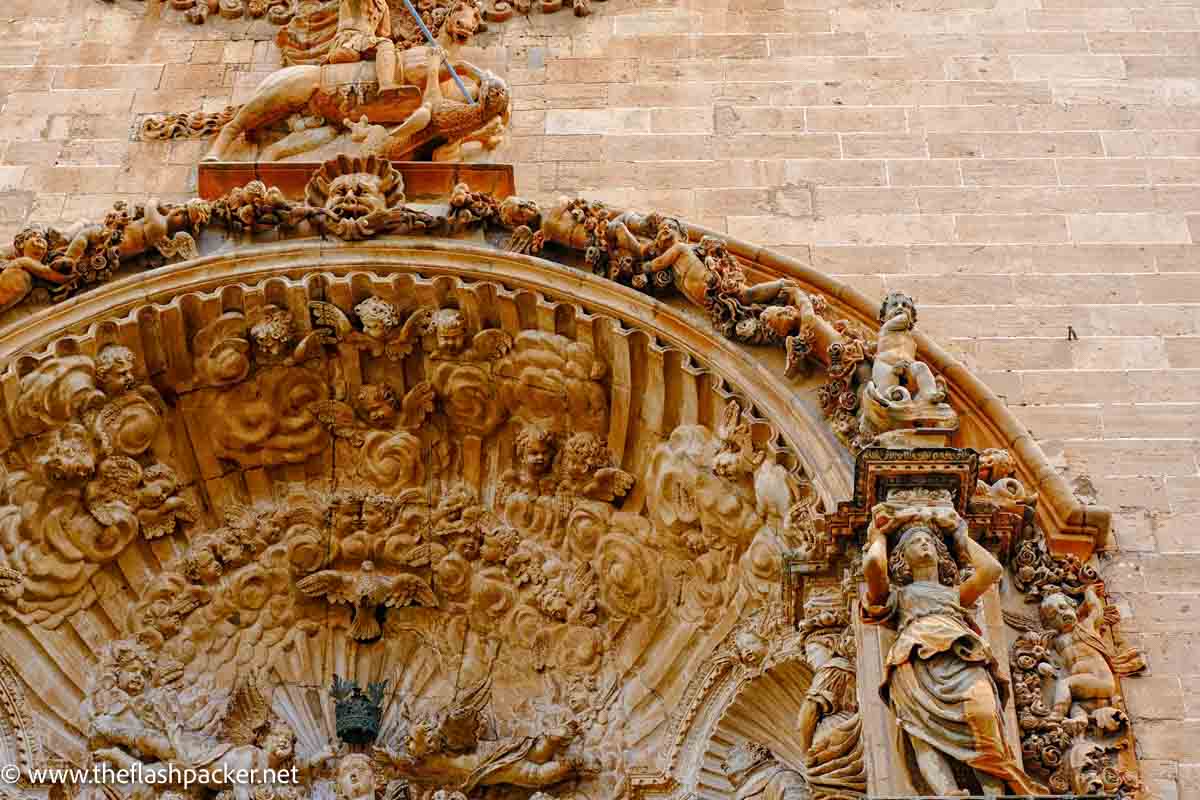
[326,174,388,220]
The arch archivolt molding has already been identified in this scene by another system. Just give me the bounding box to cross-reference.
[0,240,845,800]
[0,160,1145,800]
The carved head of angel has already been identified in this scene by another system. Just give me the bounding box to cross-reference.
[878,290,917,327]
[249,306,295,361]
[1039,591,1079,633]
[514,425,555,476]
[96,344,139,397]
[12,224,48,261]
[336,753,376,800]
[431,308,468,355]
[264,721,296,766]
[354,297,401,341]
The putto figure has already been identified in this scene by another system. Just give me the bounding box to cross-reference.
[1038,585,1143,732]
[862,499,1043,796]
[856,291,957,446]
[869,292,945,408]
[0,226,74,313]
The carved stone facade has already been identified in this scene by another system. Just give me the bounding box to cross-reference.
[0,160,1150,800]
[0,1,1182,799]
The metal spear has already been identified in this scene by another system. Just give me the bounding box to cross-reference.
[399,0,476,105]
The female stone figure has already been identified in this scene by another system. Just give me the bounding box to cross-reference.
[862,505,1042,796]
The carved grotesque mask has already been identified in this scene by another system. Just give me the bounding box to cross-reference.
[326,174,388,221]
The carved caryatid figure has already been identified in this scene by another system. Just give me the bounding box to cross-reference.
[862,500,1043,796]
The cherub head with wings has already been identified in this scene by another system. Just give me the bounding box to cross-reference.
[355,297,402,342]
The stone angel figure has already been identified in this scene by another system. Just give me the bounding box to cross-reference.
[312,380,436,445]
[0,225,75,314]
[1005,582,1145,736]
[555,432,634,504]
[713,400,764,480]
[309,297,432,361]
[861,500,1043,796]
[424,307,513,362]
[373,681,586,792]
[296,560,437,641]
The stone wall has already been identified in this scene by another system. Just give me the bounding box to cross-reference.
[0,0,1197,795]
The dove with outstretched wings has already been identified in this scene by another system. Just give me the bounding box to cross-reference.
[296,561,437,642]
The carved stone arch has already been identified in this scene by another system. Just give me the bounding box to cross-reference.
[0,233,1113,799]
[1,238,850,500]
